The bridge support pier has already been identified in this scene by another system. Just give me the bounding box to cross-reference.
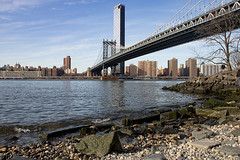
[102,69,108,76]
[87,67,92,77]
[102,64,108,77]
[111,66,117,77]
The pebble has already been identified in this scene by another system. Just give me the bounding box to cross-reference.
[1,122,240,160]
[99,124,239,160]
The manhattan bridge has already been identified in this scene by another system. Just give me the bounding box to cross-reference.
[87,0,240,77]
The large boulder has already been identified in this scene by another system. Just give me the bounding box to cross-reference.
[192,129,214,140]
[178,107,196,118]
[76,132,122,157]
[195,108,228,119]
[161,110,180,120]
[213,107,240,115]
[194,86,208,94]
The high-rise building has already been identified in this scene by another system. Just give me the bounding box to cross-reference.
[138,61,146,76]
[168,58,178,77]
[200,63,222,76]
[125,66,130,76]
[14,63,21,71]
[64,56,71,69]
[178,64,185,76]
[129,64,138,77]
[114,4,125,75]
[73,68,77,74]
[52,66,58,77]
[138,60,157,77]
[146,60,157,77]
[63,56,71,74]
[152,61,157,77]
[185,58,197,77]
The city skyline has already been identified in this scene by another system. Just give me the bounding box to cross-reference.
[0,0,209,72]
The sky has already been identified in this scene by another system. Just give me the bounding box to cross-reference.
[0,0,211,73]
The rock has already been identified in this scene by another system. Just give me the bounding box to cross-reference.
[147,123,156,129]
[189,139,221,149]
[204,119,217,126]
[117,128,134,136]
[119,135,134,146]
[158,127,180,134]
[47,125,90,139]
[191,129,214,140]
[213,107,240,115]
[185,86,195,93]
[195,109,228,119]
[194,86,207,94]
[153,109,171,115]
[143,154,167,160]
[11,156,34,160]
[76,132,122,157]
[222,139,236,145]
[95,124,114,132]
[39,132,48,141]
[161,110,180,120]
[136,126,152,135]
[162,86,168,90]
[0,145,7,152]
[122,114,160,126]
[178,107,196,118]
[80,126,96,135]
[212,85,223,92]
[218,117,228,125]
[6,135,19,141]
[229,128,240,137]
[217,146,240,156]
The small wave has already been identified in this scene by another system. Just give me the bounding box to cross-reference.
[14,127,30,133]
[92,118,111,124]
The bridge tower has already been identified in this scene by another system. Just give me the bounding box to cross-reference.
[114,4,125,76]
[102,39,116,76]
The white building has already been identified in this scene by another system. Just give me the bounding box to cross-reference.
[200,63,222,76]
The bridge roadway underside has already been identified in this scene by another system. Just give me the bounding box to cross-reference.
[91,8,240,74]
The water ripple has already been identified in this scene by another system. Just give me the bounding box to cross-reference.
[0,80,198,127]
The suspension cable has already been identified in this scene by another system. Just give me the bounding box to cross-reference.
[93,46,103,66]
[169,0,203,30]
[146,0,193,39]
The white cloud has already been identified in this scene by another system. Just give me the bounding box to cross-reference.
[0,0,51,12]
[0,15,12,20]
[64,0,99,5]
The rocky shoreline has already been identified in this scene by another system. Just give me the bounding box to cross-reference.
[0,71,240,160]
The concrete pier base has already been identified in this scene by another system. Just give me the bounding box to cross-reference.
[100,76,118,80]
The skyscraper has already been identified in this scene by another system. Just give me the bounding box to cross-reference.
[138,61,146,76]
[168,58,178,77]
[114,4,125,75]
[129,64,138,77]
[138,60,157,77]
[125,66,130,76]
[63,56,71,74]
[185,58,197,77]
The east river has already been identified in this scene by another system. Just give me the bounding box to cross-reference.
[0,80,199,145]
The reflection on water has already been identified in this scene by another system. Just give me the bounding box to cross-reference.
[0,80,197,127]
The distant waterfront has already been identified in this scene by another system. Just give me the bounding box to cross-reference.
[0,76,191,81]
[0,80,199,145]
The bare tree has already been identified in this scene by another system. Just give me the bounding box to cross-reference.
[231,48,240,69]
[195,12,240,71]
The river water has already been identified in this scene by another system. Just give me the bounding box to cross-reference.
[0,80,199,145]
